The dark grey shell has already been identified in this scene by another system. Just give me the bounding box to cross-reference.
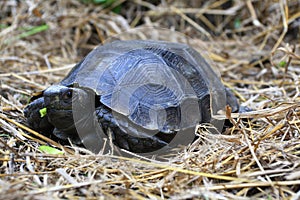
[60,40,226,133]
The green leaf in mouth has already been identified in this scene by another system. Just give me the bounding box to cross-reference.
[39,107,47,118]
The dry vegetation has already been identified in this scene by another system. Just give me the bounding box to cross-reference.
[1,0,300,199]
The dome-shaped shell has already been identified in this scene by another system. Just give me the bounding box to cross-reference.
[60,40,226,132]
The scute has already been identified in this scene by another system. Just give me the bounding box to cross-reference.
[60,40,224,132]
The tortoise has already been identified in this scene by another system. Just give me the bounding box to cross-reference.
[24,40,239,153]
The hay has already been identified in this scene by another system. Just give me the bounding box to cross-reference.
[0,0,300,199]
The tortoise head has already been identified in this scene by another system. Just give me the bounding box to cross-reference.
[41,85,96,140]
[43,85,81,111]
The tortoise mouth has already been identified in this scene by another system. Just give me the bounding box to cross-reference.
[44,101,73,111]
[47,108,73,121]
[47,108,75,130]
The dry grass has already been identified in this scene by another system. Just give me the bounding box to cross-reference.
[1,0,300,199]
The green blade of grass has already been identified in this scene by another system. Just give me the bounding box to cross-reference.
[17,24,49,39]
[4,24,49,44]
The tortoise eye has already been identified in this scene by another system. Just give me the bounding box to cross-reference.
[62,90,72,100]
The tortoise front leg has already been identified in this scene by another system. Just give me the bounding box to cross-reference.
[95,105,171,153]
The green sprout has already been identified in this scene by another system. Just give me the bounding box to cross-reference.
[278,61,287,68]
[234,18,241,29]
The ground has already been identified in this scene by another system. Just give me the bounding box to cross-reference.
[0,0,300,199]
